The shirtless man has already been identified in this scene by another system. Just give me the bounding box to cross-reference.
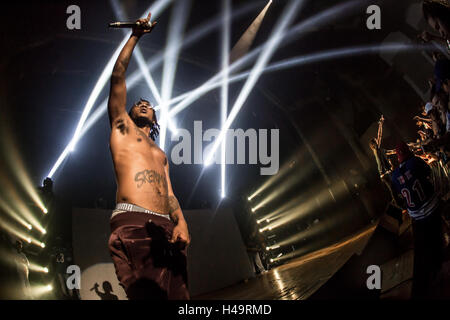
[107,12,190,300]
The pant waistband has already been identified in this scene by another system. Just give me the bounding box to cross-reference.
[112,203,171,221]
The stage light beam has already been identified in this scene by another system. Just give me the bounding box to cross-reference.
[80,40,439,148]
[262,182,348,234]
[204,0,303,167]
[0,217,42,248]
[0,198,34,232]
[168,1,366,122]
[166,2,278,121]
[248,153,300,201]
[29,263,50,274]
[249,160,317,218]
[30,284,54,297]
[229,0,272,63]
[0,123,48,214]
[159,0,191,151]
[220,0,231,199]
[0,178,46,234]
[77,3,261,141]
[47,0,171,178]
[66,0,351,147]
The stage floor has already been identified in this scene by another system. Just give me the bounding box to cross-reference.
[193,223,378,300]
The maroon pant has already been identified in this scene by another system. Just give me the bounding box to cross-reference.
[108,211,189,300]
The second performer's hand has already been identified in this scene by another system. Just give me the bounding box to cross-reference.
[132,12,157,37]
[170,221,190,250]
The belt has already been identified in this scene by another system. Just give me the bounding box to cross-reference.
[111,203,171,221]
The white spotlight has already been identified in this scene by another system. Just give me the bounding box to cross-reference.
[40,243,46,248]
[220,0,231,205]
[203,0,303,166]
[47,1,170,178]
[27,224,32,230]
[45,284,53,291]
[43,208,48,214]
[159,0,191,151]
[42,229,47,235]
[44,267,49,273]
[168,119,179,134]
[77,3,262,145]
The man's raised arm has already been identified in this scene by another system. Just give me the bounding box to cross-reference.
[376,115,384,148]
[107,12,157,125]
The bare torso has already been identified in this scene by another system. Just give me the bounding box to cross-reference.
[110,115,170,214]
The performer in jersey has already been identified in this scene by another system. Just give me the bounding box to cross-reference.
[369,115,401,210]
[107,12,190,300]
[391,141,444,298]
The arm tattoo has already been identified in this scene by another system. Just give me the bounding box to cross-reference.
[134,169,167,189]
[168,195,180,215]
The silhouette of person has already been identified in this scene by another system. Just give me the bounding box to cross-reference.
[246,227,267,275]
[14,240,32,299]
[53,252,70,298]
[90,281,118,300]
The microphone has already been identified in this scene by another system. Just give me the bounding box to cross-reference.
[108,21,153,29]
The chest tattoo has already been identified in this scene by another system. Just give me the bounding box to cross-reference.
[135,169,168,190]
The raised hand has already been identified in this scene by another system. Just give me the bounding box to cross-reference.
[132,12,157,37]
